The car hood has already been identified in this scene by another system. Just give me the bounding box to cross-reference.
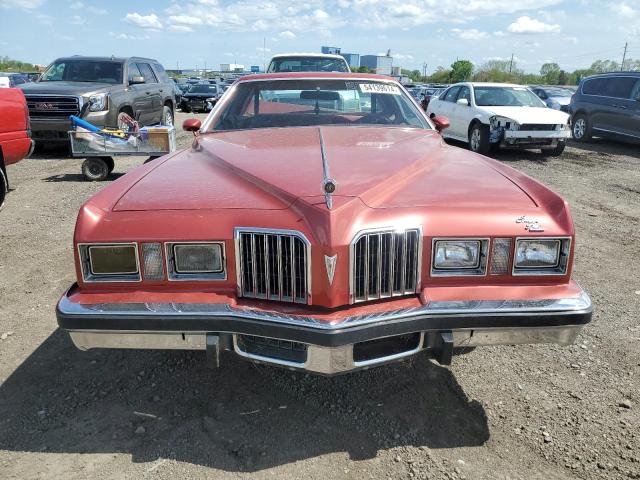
[18,81,116,96]
[483,106,569,124]
[113,126,538,212]
[183,92,216,98]
[548,96,571,106]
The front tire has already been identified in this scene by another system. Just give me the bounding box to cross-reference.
[161,105,174,127]
[468,123,490,154]
[572,114,591,142]
[0,167,7,211]
[541,141,566,157]
[82,157,110,181]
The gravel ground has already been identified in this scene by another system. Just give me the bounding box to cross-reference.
[0,112,638,480]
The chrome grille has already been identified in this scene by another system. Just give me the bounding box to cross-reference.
[236,229,310,304]
[25,95,80,119]
[351,228,421,303]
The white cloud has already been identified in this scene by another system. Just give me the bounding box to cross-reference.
[168,14,203,25]
[109,31,151,41]
[278,30,296,39]
[256,46,271,53]
[70,1,83,8]
[168,25,193,32]
[452,28,489,40]
[69,15,85,25]
[123,12,163,30]
[507,16,561,34]
[0,0,43,9]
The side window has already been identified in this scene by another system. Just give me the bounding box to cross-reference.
[536,89,547,99]
[152,63,170,83]
[582,78,606,96]
[137,63,158,83]
[457,86,471,103]
[604,77,637,99]
[631,79,640,100]
[128,63,142,82]
[443,86,461,102]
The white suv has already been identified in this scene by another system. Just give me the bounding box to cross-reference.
[426,82,570,156]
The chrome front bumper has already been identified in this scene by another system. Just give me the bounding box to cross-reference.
[57,288,593,375]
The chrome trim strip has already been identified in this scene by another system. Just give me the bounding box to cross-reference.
[77,242,141,283]
[512,236,571,276]
[234,227,312,304]
[58,289,592,331]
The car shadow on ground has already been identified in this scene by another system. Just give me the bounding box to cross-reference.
[0,329,489,472]
[43,173,125,182]
[566,138,640,159]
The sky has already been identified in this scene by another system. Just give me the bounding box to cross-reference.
[0,0,638,74]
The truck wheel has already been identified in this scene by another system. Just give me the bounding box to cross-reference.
[103,157,115,174]
[572,114,591,142]
[0,168,7,211]
[82,157,110,181]
[469,124,490,154]
[541,141,566,157]
[161,106,174,127]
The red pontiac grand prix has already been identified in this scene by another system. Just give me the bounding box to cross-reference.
[56,73,592,375]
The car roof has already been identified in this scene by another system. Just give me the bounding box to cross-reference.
[270,53,347,60]
[459,82,526,88]
[237,72,395,82]
[52,56,159,63]
[581,71,640,80]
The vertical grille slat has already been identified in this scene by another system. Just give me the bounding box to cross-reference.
[353,229,420,303]
[237,229,309,304]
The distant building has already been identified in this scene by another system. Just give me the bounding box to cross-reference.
[220,63,244,73]
[321,46,341,54]
[391,66,401,76]
[340,53,360,69]
[360,55,393,75]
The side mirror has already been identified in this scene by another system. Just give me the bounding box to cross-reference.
[129,76,145,85]
[432,115,450,132]
[456,98,469,106]
[183,118,202,132]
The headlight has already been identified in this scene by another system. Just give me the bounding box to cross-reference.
[489,116,498,129]
[88,94,108,112]
[513,238,571,275]
[206,97,217,102]
[78,243,141,282]
[166,242,226,280]
[434,240,481,269]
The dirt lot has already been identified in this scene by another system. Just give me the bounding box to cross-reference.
[1,112,638,480]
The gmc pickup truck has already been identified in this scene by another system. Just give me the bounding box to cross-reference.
[0,88,33,208]
[19,56,175,147]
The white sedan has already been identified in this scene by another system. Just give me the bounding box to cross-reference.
[426,82,571,156]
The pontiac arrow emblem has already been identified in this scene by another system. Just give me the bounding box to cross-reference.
[324,255,337,285]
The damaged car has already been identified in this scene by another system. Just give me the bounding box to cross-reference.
[179,83,220,113]
[56,72,592,375]
[427,82,570,156]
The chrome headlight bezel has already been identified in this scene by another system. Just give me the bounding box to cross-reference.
[165,241,226,281]
[431,238,489,276]
[512,237,571,275]
[88,93,108,112]
[78,242,141,283]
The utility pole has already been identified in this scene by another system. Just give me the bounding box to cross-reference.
[422,62,427,78]
[263,37,266,72]
[621,42,628,71]
[508,53,514,74]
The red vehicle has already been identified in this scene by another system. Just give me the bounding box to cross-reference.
[0,88,33,208]
[56,73,592,375]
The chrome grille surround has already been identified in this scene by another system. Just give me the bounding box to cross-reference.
[25,94,81,119]
[235,228,311,305]
[349,227,422,304]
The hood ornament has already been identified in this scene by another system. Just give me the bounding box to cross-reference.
[324,254,337,285]
[318,128,336,209]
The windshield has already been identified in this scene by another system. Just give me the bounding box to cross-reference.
[40,60,123,84]
[474,86,546,107]
[267,57,349,73]
[544,87,573,97]
[188,84,218,94]
[211,79,430,131]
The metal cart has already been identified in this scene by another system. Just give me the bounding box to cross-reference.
[69,127,176,181]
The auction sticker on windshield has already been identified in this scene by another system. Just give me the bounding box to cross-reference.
[359,83,401,95]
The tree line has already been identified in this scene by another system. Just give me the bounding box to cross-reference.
[0,56,39,73]
[398,58,640,86]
